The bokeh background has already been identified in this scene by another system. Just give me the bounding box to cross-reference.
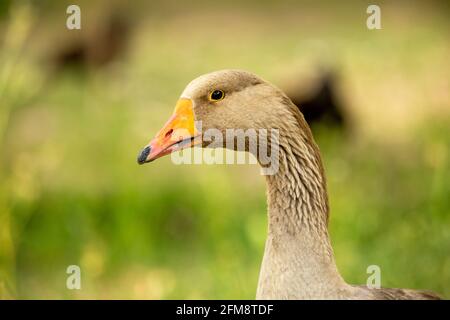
[0,0,449,299]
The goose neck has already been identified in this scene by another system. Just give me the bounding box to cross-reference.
[256,132,347,299]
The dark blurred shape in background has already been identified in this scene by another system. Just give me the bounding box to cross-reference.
[51,13,130,70]
[288,71,347,129]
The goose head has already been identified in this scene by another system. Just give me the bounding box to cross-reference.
[137,69,305,164]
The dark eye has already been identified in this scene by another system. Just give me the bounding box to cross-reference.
[209,90,225,101]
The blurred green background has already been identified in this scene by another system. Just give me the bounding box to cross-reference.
[0,0,449,299]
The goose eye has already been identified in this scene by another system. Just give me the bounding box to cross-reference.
[209,90,225,101]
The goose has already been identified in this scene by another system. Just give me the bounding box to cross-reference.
[137,69,441,300]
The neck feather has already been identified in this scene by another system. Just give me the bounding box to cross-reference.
[256,105,347,299]
[267,130,329,235]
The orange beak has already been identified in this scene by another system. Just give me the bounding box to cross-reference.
[137,98,201,164]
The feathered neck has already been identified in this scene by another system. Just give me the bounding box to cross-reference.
[256,103,348,299]
[266,125,329,236]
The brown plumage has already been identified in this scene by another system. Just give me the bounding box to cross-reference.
[138,69,441,300]
[353,286,441,300]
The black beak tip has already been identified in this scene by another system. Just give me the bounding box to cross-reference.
[137,146,151,165]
